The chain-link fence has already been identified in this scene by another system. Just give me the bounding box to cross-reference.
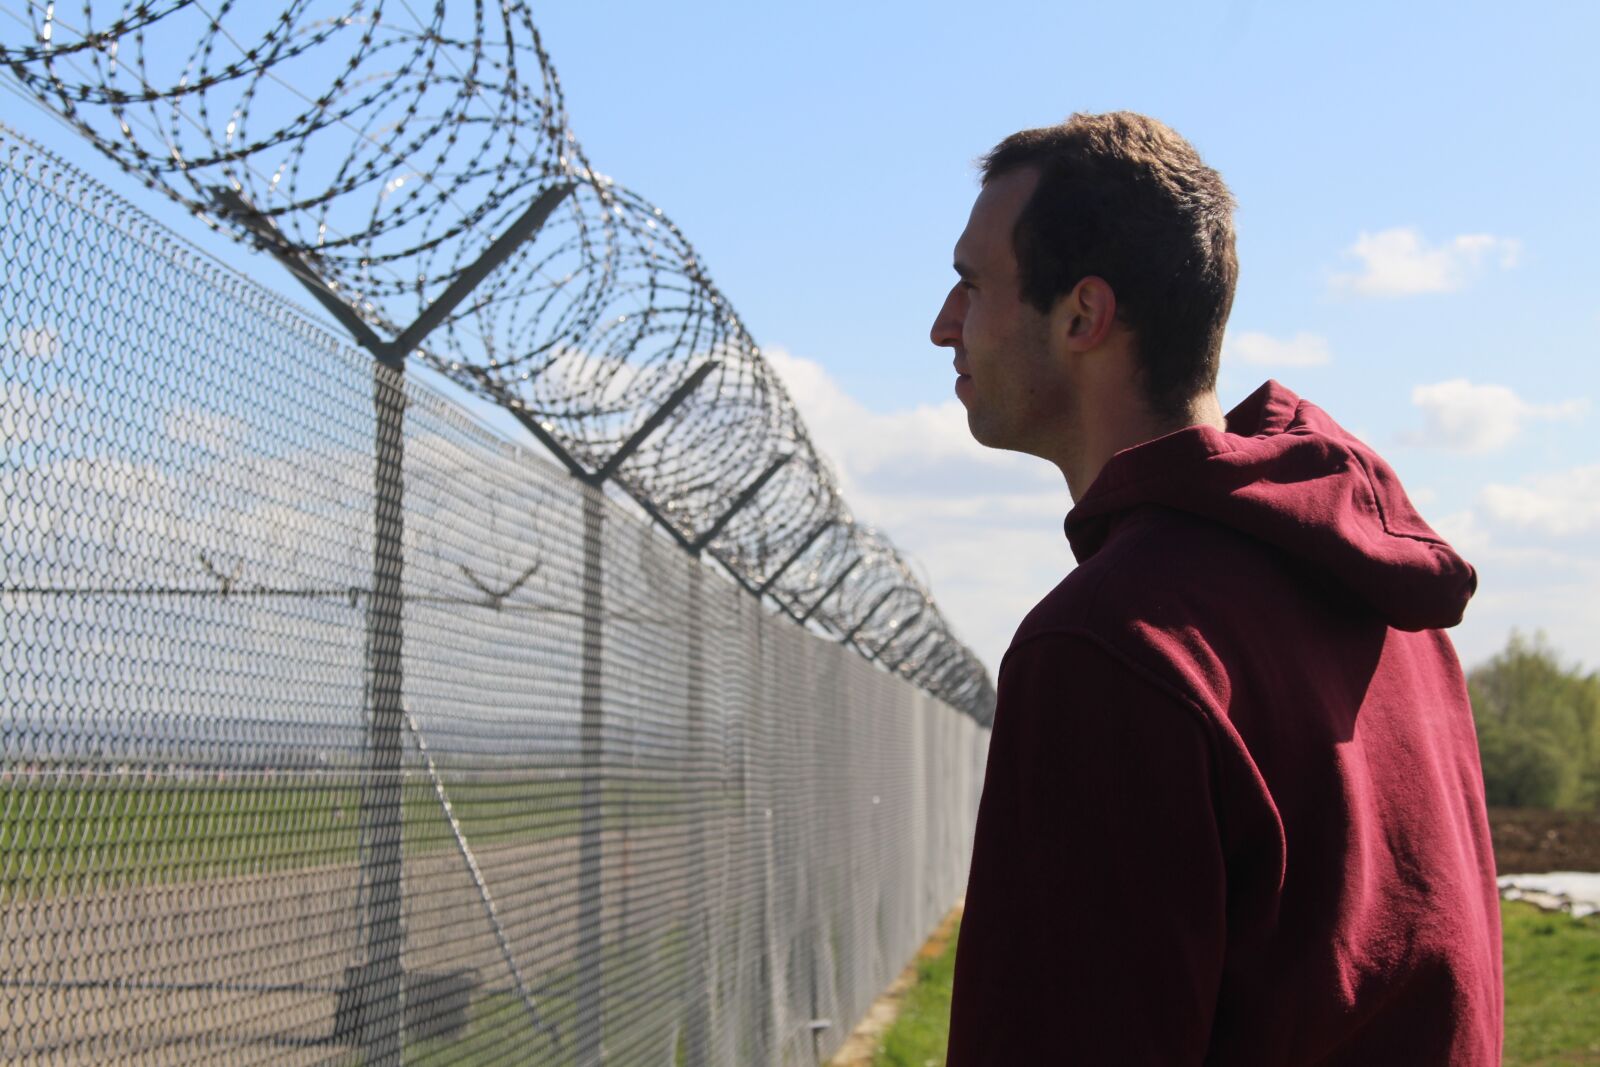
[0,1,996,719]
[1,121,988,1064]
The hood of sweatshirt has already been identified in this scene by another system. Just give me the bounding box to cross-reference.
[1064,380,1477,632]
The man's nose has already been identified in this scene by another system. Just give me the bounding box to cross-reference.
[930,285,963,349]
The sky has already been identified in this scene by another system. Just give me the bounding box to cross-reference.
[6,0,1597,678]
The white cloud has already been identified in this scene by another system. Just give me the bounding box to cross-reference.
[1430,507,1600,672]
[5,325,62,361]
[1332,227,1521,297]
[763,352,1600,676]
[764,347,1059,514]
[2,382,49,443]
[765,348,1069,673]
[1405,379,1587,453]
[160,408,244,453]
[767,349,1001,468]
[1482,465,1600,537]
[1433,508,1491,556]
[1226,330,1332,367]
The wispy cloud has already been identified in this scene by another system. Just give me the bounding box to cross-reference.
[766,347,1069,672]
[1430,507,1600,671]
[764,350,1600,676]
[1225,330,1332,367]
[5,324,62,361]
[1332,227,1521,297]
[1405,379,1587,453]
[1482,465,1600,537]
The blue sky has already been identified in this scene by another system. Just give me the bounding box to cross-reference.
[529,0,1600,676]
[7,1,1596,675]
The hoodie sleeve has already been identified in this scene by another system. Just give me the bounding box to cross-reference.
[946,632,1227,1066]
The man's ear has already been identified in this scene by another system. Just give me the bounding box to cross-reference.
[1054,276,1118,352]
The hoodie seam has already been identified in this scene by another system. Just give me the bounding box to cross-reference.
[1066,437,1238,549]
[1004,628,1215,719]
[1346,446,1450,547]
[999,628,1226,793]
[1075,416,1451,552]
[1292,399,1451,548]
[1086,434,1240,499]
[1010,514,1199,708]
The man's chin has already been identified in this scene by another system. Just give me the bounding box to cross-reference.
[964,413,1004,450]
[954,373,976,406]
[966,417,1045,460]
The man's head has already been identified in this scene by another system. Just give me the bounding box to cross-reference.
[931,112,1238,472]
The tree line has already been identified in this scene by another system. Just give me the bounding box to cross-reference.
[1468,632,1600,810]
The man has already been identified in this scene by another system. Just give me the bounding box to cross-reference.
[931,113,1502,1065]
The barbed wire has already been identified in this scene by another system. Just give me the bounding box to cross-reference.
[1,0,995,720]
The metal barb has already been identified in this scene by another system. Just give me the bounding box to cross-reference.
[0,4,996,720]
[690,453,794,554]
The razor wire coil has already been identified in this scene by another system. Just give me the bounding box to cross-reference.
[1,122,990,1065]
[1,0,995,720]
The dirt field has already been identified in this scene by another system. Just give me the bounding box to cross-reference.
[0,825,689,1065]
[1489,807,1600,874]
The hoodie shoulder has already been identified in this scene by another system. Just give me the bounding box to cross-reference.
[1063,381,1476,633]
[1010,503,1392,720]
[1017,505,1309,646]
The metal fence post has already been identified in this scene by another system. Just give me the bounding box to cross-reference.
[350,359,407,1066]
[213,182,576,1062]
[577,484,607,1064]
[683,559,712,1064]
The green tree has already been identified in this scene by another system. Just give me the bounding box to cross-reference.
[1468,632,1600,810]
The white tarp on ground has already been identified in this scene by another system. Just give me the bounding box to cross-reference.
[1498,872,1600,918]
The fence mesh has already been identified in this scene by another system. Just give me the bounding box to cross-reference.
[0,0,996,720]
[1,126,988,1065]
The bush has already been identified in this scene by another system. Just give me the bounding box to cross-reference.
[1468,633,1600,811]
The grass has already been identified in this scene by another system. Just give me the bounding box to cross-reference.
[868,905,1600,1067]
[872,920,960,1067]
[0,769,704,900]
[0,774,362,896]
[1502,901,1600,1066]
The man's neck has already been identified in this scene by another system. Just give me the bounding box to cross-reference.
[1057,390,1226,502]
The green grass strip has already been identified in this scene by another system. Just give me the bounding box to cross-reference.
[868,903,1600,1067]
[872,920,960,1067]
[1503,900,1600,1066]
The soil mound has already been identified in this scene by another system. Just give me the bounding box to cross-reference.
[1489,807,1600,874]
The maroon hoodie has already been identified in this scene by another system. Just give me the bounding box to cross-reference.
[946,381,1502,1065]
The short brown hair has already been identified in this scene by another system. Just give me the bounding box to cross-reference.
[982,112,1238,422]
